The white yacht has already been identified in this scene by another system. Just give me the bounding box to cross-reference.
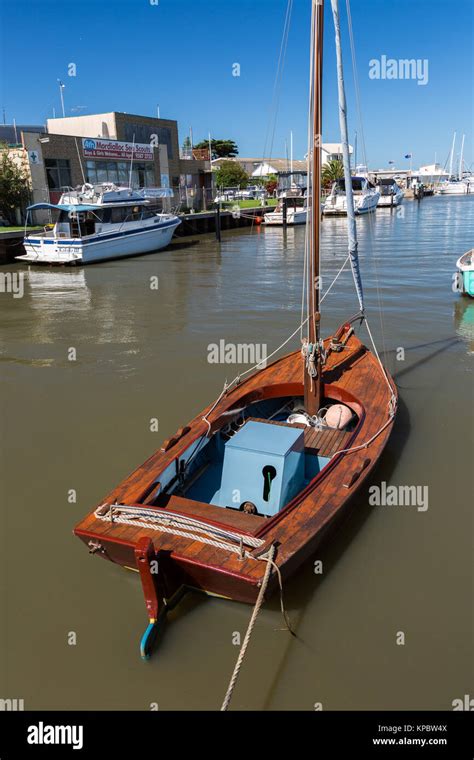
[436,132,472,195]
[264,197,307,225]
[323,176,380,215]
[375,178,404,207]
[436,178,472,195]
[17,184,181,265]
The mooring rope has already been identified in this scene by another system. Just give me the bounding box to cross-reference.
[221,544,277,711]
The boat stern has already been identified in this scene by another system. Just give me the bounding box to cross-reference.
[17,236,83,265]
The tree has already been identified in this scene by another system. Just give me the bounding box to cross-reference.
[0,145,31,225]
[195,138,239,159]
[265,174,278,195]
[215,160,249,189]
[322,159,344,189]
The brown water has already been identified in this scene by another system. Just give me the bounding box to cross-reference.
[1,195,472,710]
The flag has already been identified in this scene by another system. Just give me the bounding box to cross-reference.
[404,153,412,159]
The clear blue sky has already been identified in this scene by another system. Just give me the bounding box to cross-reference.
[0,0,472,170]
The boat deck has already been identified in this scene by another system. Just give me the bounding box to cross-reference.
[75,332,396,603]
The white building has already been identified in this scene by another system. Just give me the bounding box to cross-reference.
[212,144,352,178]
[413,163,450,183]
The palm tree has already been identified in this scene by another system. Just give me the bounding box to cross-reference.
[322,159,344,189]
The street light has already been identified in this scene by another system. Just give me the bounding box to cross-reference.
[57,80,65,117]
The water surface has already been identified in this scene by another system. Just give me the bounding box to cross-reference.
[1,195,472,710]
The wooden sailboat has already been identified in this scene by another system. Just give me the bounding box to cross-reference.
[74,0,398,659]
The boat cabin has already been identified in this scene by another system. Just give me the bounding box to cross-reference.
[53,203,158,239]
[26,184,175,239]
[332,176,375,195]
[377,178,399,196]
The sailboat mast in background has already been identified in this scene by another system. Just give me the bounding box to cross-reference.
[458,134,465,180]
[448,132,456,179]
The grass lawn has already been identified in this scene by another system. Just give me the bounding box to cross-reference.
[221,199,278,209]
[0,226,41,233]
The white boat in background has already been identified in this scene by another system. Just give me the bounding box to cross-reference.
[437,178,472,195]
[376,178,404,207]
[264,198,307,225]
[323,176,379,215]
[17,184,181,265]
[436,133,472,195]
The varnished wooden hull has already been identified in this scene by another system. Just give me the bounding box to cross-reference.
[75,330,397,606]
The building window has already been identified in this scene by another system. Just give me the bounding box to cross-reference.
[118,163,129,185]
[130,163,155,188]
[45,158,71,190]
[85,160,154,187]
[122,123,173,159]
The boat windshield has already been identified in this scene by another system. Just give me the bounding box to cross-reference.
[57,205,154,227]
[336,177,367,192]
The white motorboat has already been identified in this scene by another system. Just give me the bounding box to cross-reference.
[323,176,379,215]
[264,198,307,225]
[17,184,181,265]
[376,178,404,207]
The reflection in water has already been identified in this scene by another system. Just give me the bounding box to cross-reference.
[1,195,473,710]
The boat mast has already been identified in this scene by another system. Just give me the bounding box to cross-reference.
[330,0,364,314]
[304,0,324,416]
[459,134,465,180]
[448,132,456,179]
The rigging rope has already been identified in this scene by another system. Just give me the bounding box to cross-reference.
[262,0,294,165]
[345,0,390,372]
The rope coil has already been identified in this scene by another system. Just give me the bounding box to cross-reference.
[95,504,265,556]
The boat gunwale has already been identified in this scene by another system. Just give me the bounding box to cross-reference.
[75,334,397,547]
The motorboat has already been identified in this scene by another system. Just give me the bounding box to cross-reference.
[17,184,181,265]
[375,178,404,207]
[323,176,379,215]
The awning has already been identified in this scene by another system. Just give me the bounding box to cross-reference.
[26,203,99,212]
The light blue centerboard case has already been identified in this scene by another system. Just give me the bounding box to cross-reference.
[214,420,306,516]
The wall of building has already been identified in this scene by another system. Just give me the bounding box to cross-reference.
[47,114,117,139]
[21,133,50,216]
[46,112,211,193]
